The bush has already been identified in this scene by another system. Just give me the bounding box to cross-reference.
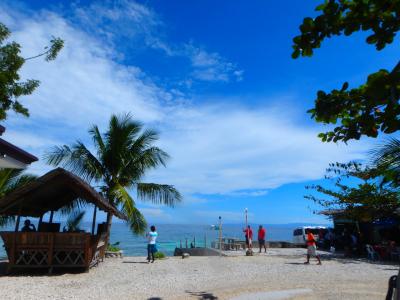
[153,251,166,259]
[107,242,121,252]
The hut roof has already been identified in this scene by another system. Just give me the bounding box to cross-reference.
[319,209,345,216]
[0,168,126,220]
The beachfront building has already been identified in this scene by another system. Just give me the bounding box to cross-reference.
[321,209,400,246]
[0,168,126,273]
[0,125,38,169]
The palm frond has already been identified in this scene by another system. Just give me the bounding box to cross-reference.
[0,169,36,228]
[89,125,106,157]
[119,147,170,184]
[0,169,18,190]
[58,198,87,215]
[125,205,147,235]
[110,183,147,234]
[371,138,400,168]
[370,138,400,186]
[130,129,160,153]
[65,210,85,231]
[44,143,103,181]
[137,183,182,207]
[3,174,37,195]
[103,114,143,174]
[0,216,15,227]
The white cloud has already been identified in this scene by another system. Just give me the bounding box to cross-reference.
[1,2,372,202]
[72,0,165,54]
[70,0,241,83]
[146,103,370,195]
[185,43,243,82]
[3,130,60,150]
[140,208,169,218]
[3,5,168,133]
[225,189,270,197]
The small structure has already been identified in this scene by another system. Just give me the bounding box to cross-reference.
[320,209,400,245]
[0,168,126,273]
[0,125,38,169]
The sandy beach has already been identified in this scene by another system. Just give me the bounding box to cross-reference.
[0,248,396,300]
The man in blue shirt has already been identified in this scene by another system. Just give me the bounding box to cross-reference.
[146,225,158,263]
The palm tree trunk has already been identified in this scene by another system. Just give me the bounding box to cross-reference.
[105,212,113,246]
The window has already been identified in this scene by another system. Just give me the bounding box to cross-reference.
[293,229,303,236]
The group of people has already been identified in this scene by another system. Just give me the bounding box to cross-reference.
[21,220,323,265]
[243,225,322,265]
[19,220,323,265]
[243,225,267,253]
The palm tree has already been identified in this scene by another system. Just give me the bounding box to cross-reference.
[0,169,37,226]
[371,138,400,187]
[44,113,181,238]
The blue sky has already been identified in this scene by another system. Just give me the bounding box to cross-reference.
[1,0,399,226]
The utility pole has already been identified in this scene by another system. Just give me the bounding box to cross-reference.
[218,216,222,256]
[245,208,248,228]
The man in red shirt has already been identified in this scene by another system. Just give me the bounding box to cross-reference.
[243,225,253,249]
[258,225,267,253]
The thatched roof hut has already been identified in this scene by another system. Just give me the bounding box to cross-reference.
[0,168,126,273]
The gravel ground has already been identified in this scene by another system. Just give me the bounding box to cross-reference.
[0,248,397,300]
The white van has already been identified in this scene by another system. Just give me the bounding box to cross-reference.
[292,226,327,246]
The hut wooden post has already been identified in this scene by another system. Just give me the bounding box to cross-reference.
[91,206,97,235]
[48,234,54,274]
[14,215,20,232]
[38,215,43,230]
[49,211,54,223]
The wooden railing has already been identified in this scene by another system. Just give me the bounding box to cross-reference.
[1,232,106,273]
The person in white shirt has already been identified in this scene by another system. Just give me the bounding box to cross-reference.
[146,225,158,263]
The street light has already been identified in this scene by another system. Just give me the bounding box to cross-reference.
[245,208,248,228]
[218,216,222,256]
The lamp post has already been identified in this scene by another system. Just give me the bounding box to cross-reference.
[218,216,222,256]
[245,208,248,229]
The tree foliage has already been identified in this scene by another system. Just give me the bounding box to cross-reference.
[45,113,182,235]
[0,169,37,227]
[293,0,400,142]
[0,22,63,120]
[305,161,400,221]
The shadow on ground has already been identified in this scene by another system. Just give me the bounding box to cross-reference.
[123,261,149,264]
[186,290,219,299]
[321,255,400,266]
[0,261,93,277]
[282,253,400,267]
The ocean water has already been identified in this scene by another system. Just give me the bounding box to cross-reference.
[108,223,294,256]
[0,223,296,258]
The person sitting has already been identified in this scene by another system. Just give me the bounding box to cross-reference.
[21,219,36,232]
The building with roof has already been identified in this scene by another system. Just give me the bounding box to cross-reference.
[0,125,38,169]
